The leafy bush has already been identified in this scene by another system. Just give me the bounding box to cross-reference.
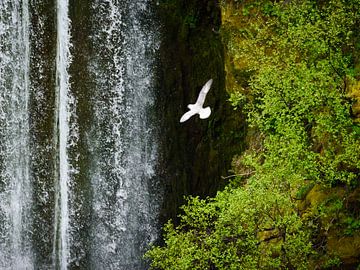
[146,0,360,268]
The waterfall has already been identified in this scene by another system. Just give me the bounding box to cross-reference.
[0,0,161,269]
[0,0,33,268]
[53,0,77,269]
[88,1,161,268]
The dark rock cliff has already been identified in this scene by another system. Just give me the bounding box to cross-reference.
[155,0,246,224]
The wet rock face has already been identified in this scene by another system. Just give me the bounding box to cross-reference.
[155,0,246,224]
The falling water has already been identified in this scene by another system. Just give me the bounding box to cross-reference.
[88,1,161,269]
[0,0,33,268]
[0,0,161,268]
[53,0,78,269]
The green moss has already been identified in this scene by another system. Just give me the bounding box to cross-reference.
[327,232,360,266]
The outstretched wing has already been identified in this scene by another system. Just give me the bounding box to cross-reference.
[195,79,213,106]
[180,110,196,123]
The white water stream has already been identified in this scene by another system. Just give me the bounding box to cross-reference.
[0,0,32,268]
[0,0,161,269]
[88,1,161,269]
[53,0,77,268]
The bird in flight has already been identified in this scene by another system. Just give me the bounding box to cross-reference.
[180,79,213,123]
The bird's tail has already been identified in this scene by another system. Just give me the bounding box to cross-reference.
[180,110,196,123]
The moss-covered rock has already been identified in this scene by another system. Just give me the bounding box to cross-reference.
[219,1,360,268]
[348,79,360,121]
[296,184,360,268]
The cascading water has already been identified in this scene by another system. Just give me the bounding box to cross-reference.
[53,0,78,269]
[0,0,161,269]
[0,0,33,268]
[88,1,161,269]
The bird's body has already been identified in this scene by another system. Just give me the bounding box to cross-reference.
[180,79,213,123]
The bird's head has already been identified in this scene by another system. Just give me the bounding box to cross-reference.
[199,107,211,119]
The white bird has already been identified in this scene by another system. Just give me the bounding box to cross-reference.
[180,79,213,123]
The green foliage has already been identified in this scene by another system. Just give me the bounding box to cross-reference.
[184,14,197,29]
[147,0,360,269]
[344,216,360,236]
[233,0,360,187]
[228,91,245,110]
[146,181,314,269]
[323,256,341,268]
[295,183,314,200]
